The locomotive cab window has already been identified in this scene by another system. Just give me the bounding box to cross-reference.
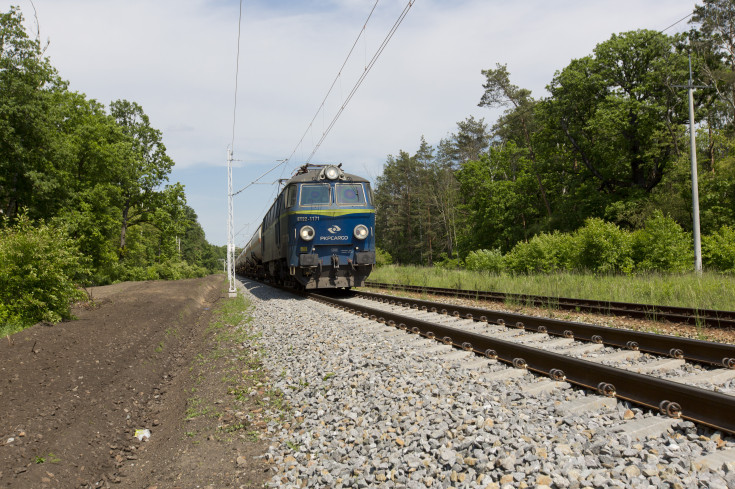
[365,183,374,205]
[336,183,366,205]
[300,184,330,206]
[286,185,297,208]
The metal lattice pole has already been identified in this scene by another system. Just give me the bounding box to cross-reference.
[227,148,237,296]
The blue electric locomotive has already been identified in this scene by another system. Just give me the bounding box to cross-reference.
[235,164,376,288]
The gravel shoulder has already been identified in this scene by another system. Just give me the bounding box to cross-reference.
[0,275,272,489]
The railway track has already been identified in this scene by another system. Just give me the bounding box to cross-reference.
[363,281,735,330]
[307,289,735,435]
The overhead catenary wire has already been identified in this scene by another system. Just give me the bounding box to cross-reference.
[230,0,244,149]
[305,0,415,164]
[271,1,381,187]
[661,12,693,33]
[232,0,416,196]
[233,0,380,196]
[232,160,286,197]
[286,0,380,166]
[235,183,281,248]
[234,185,278,239]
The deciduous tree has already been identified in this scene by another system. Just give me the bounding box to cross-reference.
[109,99,174,256]
[538,30,690,208]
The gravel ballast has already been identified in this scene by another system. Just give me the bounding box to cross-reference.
[242,281,735,489]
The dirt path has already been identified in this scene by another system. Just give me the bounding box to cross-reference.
[0,276,272,489]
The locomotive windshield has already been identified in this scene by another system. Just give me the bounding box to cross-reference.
[336,183,366,205]
[300,184,330,206]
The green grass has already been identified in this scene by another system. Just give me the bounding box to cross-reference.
[184,396,211,420]
[368,265,735,311]
[182,282,291,445]
[0,319,29,338]
[34,453,60,464]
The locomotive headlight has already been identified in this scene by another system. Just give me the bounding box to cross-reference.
[353,224,369,240]
[300,225,315,241]
[324,165,340,180]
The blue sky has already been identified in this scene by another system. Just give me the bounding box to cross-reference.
[9,0,697,246]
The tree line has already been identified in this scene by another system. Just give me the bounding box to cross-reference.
[1,7,224,332]
[375,0,735,273]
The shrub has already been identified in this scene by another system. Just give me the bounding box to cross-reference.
[465,249,505,273]
[504,232,577,274]
[0,302,24,336]
[0,214,89,331]
[433,253,463,269]
[375,247,393,267]
[94,259,208,284]
[123,266,149,282]
[632,211,693,272]
[574,218,633,274]
[702,225,735,272]
[147,260,207,281]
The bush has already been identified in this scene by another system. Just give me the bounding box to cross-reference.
[93,259,208,284]
[632,211,693,272]
[574,218,633,274]
[465,249,505,273]
[433,252,463,269]
[504,232,577,274]
[375,247,393,267]
[702,225,735,272]
[0,214,89,332]
[123,266,149,282]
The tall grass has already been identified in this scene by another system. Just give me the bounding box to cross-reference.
[368,265,735,311]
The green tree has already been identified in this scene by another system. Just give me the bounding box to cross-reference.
[0,7,66,219]
[456,141,543,251]
[180,206,213,268]
[109,99,174,256]
[538,31,690,218]
[436,116,490,168]
[690,0,735,126]
[375,135,471,265]
[432,119,491,256]
[374,149,423,264]
[479,64,552,219]
[0,5,221,306]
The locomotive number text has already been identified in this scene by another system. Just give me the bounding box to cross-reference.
[296,216,320,222]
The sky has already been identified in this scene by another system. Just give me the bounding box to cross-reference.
[9,0,698,247]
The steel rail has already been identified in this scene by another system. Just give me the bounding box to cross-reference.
[364,281,735,330]
[353,290,735,369]
[310,292,735,434]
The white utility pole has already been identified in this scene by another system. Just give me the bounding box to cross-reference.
[226,148,237,297]
[686,55,703,275]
